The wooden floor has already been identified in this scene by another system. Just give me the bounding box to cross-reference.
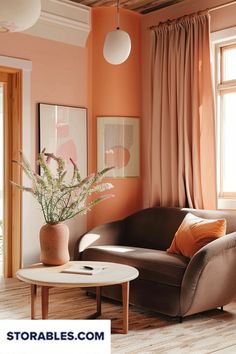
[1,278,236,354]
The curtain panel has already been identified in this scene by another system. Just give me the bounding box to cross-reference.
[149,12,216,209]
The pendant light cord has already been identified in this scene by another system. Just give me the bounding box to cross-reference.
[116,0,120,29]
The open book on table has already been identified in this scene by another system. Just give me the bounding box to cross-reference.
[61,264,106,275]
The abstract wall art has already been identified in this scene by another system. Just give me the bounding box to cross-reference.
[97,116,140,177]
[39,103,87,180]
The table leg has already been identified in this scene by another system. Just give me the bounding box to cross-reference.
[122,282,130,334]
[41,286,49,319]
[31,284,37,319]
[96,287,102,316]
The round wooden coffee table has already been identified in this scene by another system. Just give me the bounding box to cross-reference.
[16,261,139,334]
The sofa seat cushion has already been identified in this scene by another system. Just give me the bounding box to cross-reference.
[81,245,189,287]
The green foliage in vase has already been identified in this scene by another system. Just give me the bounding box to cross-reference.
[12,150,114,224]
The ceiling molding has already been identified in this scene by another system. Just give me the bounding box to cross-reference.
[24,0,91,47]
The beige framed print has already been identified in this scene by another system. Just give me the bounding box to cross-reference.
[97,116,140,178]
[39,103,87,180]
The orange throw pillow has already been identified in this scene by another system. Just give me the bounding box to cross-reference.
[167,213,226,258]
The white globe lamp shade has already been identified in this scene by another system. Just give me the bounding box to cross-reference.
[0,0,41,33]
[103,29,131,65]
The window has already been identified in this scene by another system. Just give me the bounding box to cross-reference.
[215,41,236,202]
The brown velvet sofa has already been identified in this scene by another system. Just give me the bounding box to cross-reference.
[74,207,236,319]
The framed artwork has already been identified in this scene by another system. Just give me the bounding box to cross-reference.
[97,116,140,178]
[39,103,87,180]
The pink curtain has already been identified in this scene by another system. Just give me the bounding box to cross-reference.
[149,12,217,209]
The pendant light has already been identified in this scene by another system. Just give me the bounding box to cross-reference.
[0,0,41,33]
[103,0,131,65]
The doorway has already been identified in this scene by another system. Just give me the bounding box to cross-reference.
[0,69,22,278]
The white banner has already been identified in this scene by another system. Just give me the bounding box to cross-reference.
[0,320,111,354]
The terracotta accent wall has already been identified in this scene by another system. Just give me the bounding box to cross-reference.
[141,0,236,207]
[88,7,142,228]
[0,10,142,263]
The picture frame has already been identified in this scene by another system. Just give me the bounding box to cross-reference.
[97,116,140,178]
[38,103,87,179]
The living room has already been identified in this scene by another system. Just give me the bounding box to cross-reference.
[1,0,236,353]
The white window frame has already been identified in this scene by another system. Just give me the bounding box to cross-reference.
[211,27,236,209]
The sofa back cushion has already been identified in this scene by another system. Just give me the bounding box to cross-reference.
[123,207,236,251]
[186,208,236,234]
[124,207,188,250]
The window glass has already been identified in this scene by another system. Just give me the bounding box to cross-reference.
[222,46,236,81]
[222,91,236,192]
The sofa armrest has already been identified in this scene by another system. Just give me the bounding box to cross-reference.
[180,231,236,316]
[73,220,125,260]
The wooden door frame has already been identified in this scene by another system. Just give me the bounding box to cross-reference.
[0,67,22,277]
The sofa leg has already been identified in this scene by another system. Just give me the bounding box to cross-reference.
[220,306,224,312]
[178,316,183,323]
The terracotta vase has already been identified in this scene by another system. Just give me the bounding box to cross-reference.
[39,223,70,266]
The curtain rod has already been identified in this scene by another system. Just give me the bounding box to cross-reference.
[149,0,236,30]
[209,0,236,12]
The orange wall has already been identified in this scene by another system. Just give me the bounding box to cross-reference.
[0,32,88,262]
[88,7,142,228]
[0,32,88,158]
[141,0,236,207]
[0,9,143,261]
[0,32,87,110]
